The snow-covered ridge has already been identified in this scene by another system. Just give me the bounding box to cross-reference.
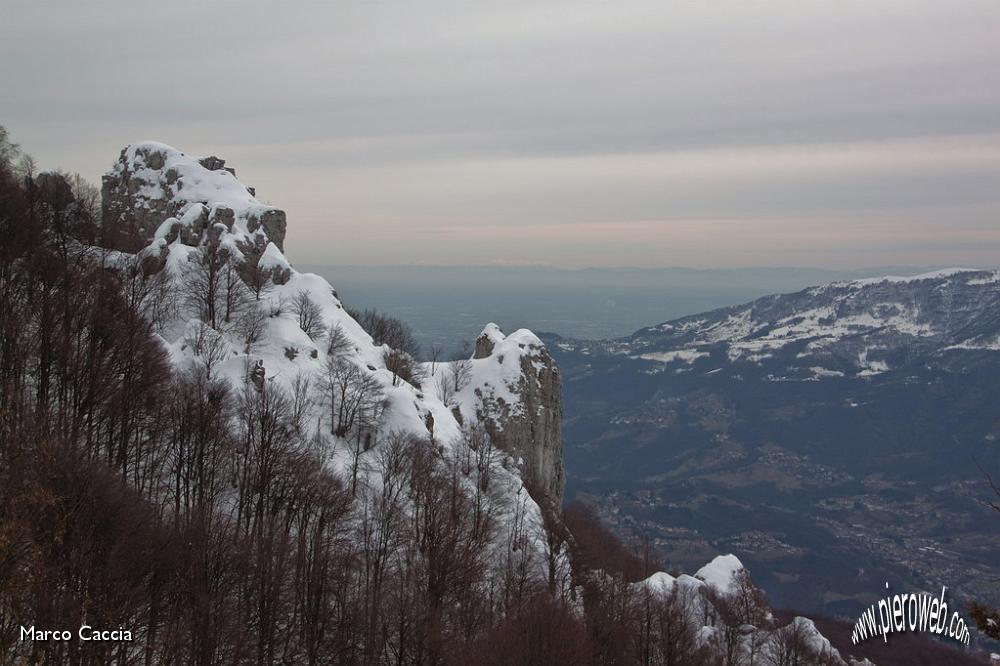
[834,267,984,287]
[102,141,571,586]
[636,555,869,665]
[619,267,1000,379]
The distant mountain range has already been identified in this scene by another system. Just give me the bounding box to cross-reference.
[298,263,953,353]
[543,268,1000,618]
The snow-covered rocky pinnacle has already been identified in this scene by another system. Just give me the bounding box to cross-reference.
[638,554,870,666]
[102,142,287,276]
[465,324,565,501]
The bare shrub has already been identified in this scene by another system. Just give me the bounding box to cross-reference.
[384,348,426,387]
[292,290,325,339]
[326,322,352,358]
[347,307,419,357]
[449,358,472,393]
[182,249,226,329]
[436,372,455,405]
[236,304,268,353]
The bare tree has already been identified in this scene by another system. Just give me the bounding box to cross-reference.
[322,356,385,440]
[648,585,710,666]
[0,124,19,168]
[118,253,178,329]
[222,259,250,326]
[182,248,226,329]
[428,344,442,373]
[236,304,269,354]
[241,262,273,301]
[384,348,426,388]
[347,307,419,357]
[187,321,229,379]
[266,292,288,318]
[68,172,101,221]
[292,290,325,339]
[437,374,455,406]
[326,322,352,358]
[289,370,313,434]
[449,358,473,393]
[766,620,813,666]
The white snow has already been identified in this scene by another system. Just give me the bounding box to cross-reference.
[258,242,289,272]
[637,349,708,364]
[111,141,856,660]
[944,334,1000,352]
[695,553,744,593]
[701,309,754,343]
[967,272,1000,286]
[647,271,968,371]
[856,349,889,376]
[636,554,852,664]
[426,324,548,430]
[840,267,982,286]
[113,142,282,263]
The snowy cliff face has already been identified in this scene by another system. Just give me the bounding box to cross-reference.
[100,141,566,554]
[447,323,565,501]
[575,268,1000,381]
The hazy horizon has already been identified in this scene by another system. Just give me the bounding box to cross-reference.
[300,261,986,273]
[299,263,976,354]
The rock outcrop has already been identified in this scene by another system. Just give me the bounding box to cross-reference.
[101,142,286,266]
[462,324,565,502]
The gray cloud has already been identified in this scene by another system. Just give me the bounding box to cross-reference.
[2,0,999,267]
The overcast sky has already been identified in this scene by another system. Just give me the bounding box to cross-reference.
[3,1,999,268]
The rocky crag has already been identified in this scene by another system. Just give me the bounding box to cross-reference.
[101,140,566,505]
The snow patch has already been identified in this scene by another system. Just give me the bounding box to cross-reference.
[841,267,982,287]
[637,349,708,364]
[695,554,744,593]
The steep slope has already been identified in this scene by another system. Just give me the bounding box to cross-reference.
[101,141,566,572]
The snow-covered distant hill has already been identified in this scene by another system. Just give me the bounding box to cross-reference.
[560,268,1000,382]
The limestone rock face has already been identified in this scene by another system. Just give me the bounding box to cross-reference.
[101,142,286,260]
[461,325,566,502]
[474,322,503,359]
